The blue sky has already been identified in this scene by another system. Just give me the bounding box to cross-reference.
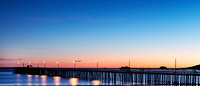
[1,0,200,67]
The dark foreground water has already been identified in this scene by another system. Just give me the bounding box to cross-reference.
[0,68,102,85]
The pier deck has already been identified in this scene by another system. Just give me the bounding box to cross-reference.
[13,67,200,85]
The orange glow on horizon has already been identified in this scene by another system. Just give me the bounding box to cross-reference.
[2,54,200,68]
[1,60,191,68]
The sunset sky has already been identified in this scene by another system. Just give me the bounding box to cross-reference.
[1,0,200,68]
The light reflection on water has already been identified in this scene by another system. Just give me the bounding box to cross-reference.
[35,75,39,84]
[53,76,61,85]
[92,80,101,85]
[16,74,21,85]
[0,72,106,85]
[40,75,47,85]
[27,75,32,85]
[69,78,79,85]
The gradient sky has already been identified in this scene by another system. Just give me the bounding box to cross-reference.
[1,0,200,68]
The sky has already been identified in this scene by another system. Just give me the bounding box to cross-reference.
[0,0,200,68]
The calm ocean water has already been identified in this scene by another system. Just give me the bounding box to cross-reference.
[0,68,100,85]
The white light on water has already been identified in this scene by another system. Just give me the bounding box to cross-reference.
[41,75,47,85]
[27,74,32,85]
[53,76,61,85]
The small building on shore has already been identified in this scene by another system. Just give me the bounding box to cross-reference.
[27,65,33,68]
[159,66,167,69]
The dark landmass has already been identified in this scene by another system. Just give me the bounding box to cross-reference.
[185,64,200,69]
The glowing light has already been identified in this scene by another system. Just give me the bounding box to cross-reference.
[92,80,101,85]
[56,61,59,68]
[40,75,47,78]
[69,78,79,85]
[53,76,61,85]
[29,61,31,64]
[43,61,46,68]
[73,61,76,68]
[17,62,20,67]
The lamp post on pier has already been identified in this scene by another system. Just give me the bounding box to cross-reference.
[56,61,59,68]
[95,60,98,70]
[17,62,20,67]
[73,60,81,68]
[43,61,46,68]
[126,59,131,68]
[73,61,75,68]
[175,59,177,73]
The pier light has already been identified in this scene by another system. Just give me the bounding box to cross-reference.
[73,60,82,68]
[95,60,98,69]
[73,60,76,68]
[17,62,20,67]
[29,61,31,65]
[127,59,130,68]
[56,61,59,68]
[175,58,177,73]
[43,61,46,68]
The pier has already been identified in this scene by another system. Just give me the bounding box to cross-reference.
[14,67,200,85]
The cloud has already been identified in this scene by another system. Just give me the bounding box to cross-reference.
[21,16,64,22]
[0,58,25,61]
[67,15,111,23]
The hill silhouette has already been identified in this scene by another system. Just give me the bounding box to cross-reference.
[185,64,200,69]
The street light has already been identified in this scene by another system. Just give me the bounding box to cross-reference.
[43,61,46,68]
[95,60,98,69]
[126,59,131,68]
[17,62,20,67]
[175,59,177,73]
[56,61,59,68]
[73,61,76,68]
[73,60,81,68]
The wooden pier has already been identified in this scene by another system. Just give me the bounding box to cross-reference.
[13,67,200,85]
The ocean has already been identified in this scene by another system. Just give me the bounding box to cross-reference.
[0,68,101,85]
